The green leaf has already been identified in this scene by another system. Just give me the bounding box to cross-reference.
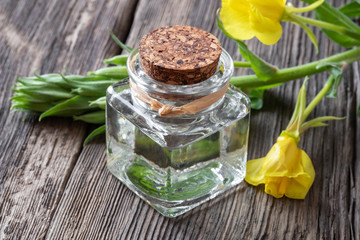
[103,55,128,65]
[34,73,72,89]
[316,62,343,98]
[216,10,277,80]
[73,110,105,124]
[248,89,264,110]
[87,66,128,79]
[108,28,133,53]
[11,102,54,113]
[286,77,309,133]
[83,125,106,145]
[11,92,51,103]
[339,1,360,18]
[357,104,360,116]
[288,15,319,52]
[301,0,360,47]
[297,79,308,130]
[89,96,106,109]
[16,77,44,86]
[39,95,98,120]
[236,41,277,80]
[60,74,110,86]
[59,74,117,97]
[17,86,74,101]
[69,80,117,97]
[60,74,106,82]
[71,88,102,97]
[300,116,345,133]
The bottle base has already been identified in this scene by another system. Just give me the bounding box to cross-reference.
[106,139,246,217]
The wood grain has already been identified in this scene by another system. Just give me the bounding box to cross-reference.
[0,0,138,239]
[0,0,359,239]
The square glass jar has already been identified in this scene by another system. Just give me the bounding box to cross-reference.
[106,49,250,217]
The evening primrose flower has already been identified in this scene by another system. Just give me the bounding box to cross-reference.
[246,132,315,199]
[219,0,324,46]
[245,77,343,199]
[220,0,286,45]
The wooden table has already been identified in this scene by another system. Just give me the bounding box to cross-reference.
[1,0,359,239]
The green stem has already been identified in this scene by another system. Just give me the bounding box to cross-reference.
[290,14,360,41]
[284,0,324,14]
[234,61,251,68]
[230,47,360,89]
[302,75,334,120]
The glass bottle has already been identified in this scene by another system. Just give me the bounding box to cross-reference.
[106,48,250,217]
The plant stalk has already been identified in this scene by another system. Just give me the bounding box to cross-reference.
[230,47,360,89]
[234,61,251,68]
[290,14,360,41]
[302,75,334,120]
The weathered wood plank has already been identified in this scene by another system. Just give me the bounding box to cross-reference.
[0,0,137,239]
[45,0,358,239]
[353,59,360,240]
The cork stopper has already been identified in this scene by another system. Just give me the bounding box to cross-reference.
[139,25,222,85]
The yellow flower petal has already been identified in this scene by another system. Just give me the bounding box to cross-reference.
[220,0,255,40]
[245,135,315,199]
[263,177,288,198]
[248,0,286,21]
[284,150,315,199]
[250,17,283,45]
[245,157,266,185]
[261,136,303,177]
[220,0,286,45]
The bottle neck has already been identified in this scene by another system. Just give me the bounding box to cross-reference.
[127,48,234,117]
[130,79,229,117]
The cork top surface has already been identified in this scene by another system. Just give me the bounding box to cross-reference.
[139,25,222,85]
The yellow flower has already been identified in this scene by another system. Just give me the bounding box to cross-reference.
[245,133,315,199]
[219,0,326,47]
[244,76,343,199]
[220,0,286,45]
